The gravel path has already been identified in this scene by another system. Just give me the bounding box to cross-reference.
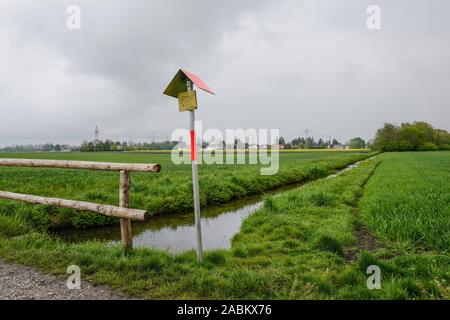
[0,259,130,300]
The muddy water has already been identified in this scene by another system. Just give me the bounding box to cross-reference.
[53,185,296,253]
[54,159,370,253]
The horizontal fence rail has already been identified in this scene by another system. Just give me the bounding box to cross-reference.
[0,158,161,252]
[0,191,147,221]
[0,158,161,172]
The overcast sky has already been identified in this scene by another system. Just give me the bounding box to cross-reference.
[0,0,449,146]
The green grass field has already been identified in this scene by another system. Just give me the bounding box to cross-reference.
[360,152,450,252]
[0,151,448,299]
[0,151,373,229]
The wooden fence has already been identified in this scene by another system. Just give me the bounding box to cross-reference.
[0,158,161,252]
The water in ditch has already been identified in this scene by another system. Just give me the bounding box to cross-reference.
[54,159,369,253]
[53,185,292,253]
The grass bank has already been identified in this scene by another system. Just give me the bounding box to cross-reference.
[0,152,447,299]
[0,151,374,229]
[360,152,450,251]
[0,156,380,299]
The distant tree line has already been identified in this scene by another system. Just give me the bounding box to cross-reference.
[79,140,178,152]
[280,136,367,149]
[347,137,367,149]
[284,137,331,149]
[0,143,73,152]
[4,121,447,153]
[372,121,450,151]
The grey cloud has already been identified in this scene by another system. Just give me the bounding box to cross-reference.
[0,0,449,146]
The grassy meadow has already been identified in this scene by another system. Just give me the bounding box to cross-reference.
[0,151,448,299]
[360,152,450,251]
[0,151,373,229]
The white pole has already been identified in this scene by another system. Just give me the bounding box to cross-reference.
[187,80,204,263]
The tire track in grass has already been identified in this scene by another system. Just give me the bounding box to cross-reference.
[344,157,381,262]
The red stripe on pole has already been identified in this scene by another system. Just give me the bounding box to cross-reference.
[190,130,196,161]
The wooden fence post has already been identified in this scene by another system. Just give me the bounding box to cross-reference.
[119,170,133,252]
[0,158,161,252]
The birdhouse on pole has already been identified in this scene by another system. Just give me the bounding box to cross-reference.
[163,69,214,264]
[164,69,214,112]
[164,69,215,98]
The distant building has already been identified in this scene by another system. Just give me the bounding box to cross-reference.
[93,125,100,152]
[271,143,285,150]
[94,126,99,142]
[205,143,222,151]
[331,144,346,150]
[173,143,187,151]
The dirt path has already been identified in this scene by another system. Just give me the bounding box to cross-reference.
[344,159,380,261]
[0,259,130,300]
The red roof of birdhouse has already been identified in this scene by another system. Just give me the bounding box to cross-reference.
[163,69,214,98]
